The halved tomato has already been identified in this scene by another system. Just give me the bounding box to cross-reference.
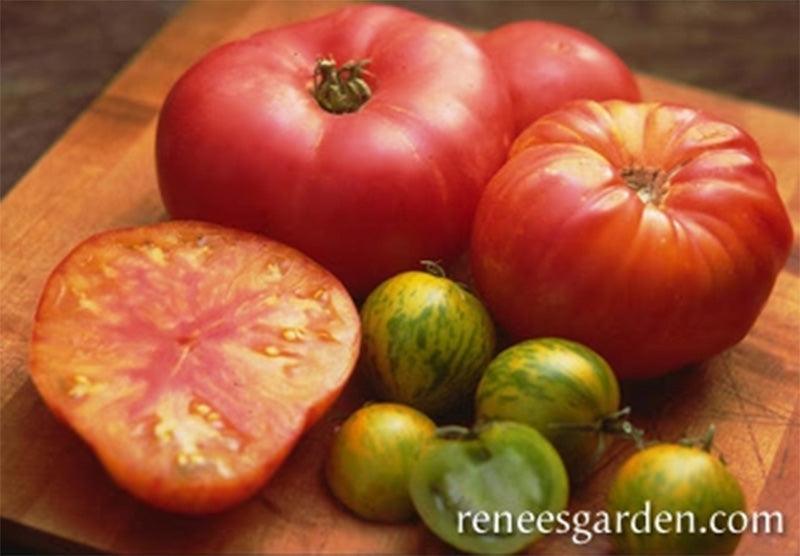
[29,221,361,513]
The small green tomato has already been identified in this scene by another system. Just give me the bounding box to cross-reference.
[476,338,641,480]
[325,402,436,522]
[608,430,746,555]
[410,421,569,554]
[360,265,496,416]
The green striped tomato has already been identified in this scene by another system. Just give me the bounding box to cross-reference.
[360,270,496,415]
[475,338,625,480]
[409,421,569,554]
[608,443,746,555]
[325,403,435,522]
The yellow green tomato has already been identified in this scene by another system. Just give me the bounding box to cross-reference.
[475,338,630,480]
[608,442,746,554]
[360,268,496,415]
[325,403,436,522]
[410,421,569,554]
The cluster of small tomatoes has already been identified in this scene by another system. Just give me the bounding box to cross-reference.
[326,267,746,554]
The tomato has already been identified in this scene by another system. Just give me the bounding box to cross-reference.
[480,21,640,134]
[156,5,513,298]
[471,100,793,379]
[325,403,435,522]
[475,338,637,481]
[410,421,568,554]
[608,441,746,554]
[29,221,360,513]
[360,267,496,415]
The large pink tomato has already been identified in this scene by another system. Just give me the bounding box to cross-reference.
[471,100,792,379]
[480,21,641,134]
[156,5,513,298]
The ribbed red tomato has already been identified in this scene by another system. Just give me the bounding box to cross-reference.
[480,21,640,134]
[471,100,792,379]
[29,221,360,513]
[156,5,513,298]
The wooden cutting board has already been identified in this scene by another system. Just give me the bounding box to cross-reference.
[1,1,798,553]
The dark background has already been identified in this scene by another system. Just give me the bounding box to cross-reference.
[2,1,798,197]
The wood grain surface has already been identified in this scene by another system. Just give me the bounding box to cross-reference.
[1,1,798,554]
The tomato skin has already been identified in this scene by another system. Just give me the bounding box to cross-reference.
[29,221,361,513]
[409,421,569,555]
[156,5,513,298]
[480,21,640,134]
[608,444,746,555]
[325,403,435,522]
[471,100,793,379]
[360,270,496,415]
[475,338,620,480]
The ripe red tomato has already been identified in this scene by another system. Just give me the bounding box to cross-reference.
[471,100,793,379]
[480,21,640,134]
[156,5,513,298]
[29,221,360,513]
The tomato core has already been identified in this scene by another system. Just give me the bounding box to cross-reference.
[621,166,669,205]
[312,56,372,114]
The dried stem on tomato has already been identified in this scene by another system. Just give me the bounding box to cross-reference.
[312,56,372,113]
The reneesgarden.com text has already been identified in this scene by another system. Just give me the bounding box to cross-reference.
[457,502,784,545]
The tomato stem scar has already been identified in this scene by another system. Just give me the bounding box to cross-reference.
[312,56,372,114]
[621,166,669,205]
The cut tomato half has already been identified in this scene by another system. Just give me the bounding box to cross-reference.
[29,221,361,513]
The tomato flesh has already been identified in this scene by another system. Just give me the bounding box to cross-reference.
[29,221,361,513]
[410,422,569,554]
